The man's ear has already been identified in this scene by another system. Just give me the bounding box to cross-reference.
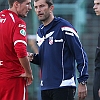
[50,5,54,12]
[13,1,20,8]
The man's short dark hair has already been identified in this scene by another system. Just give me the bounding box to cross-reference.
[8,0,26,8]
[34,0,53,7]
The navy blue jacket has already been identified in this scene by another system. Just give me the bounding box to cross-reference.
[32,17,89,90]
[95,33,100,69]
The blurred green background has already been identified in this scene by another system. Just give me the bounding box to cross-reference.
[0,0,99,100]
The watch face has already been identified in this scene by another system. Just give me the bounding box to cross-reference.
[80,81,87,85]
[81,82,85,85]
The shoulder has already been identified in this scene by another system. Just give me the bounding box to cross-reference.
[4,10,26,25]
[53,17,73,28]
[57,17,77,32]
[58,17,73,27]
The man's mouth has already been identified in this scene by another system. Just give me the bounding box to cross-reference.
[38,13,43,16]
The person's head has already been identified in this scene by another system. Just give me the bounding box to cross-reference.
[8,0,32,17]
[33,0,54,25]
[93,0,100,15]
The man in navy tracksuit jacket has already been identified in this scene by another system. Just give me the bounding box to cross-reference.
[31,0,89,100]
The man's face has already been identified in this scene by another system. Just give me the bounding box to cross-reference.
[17,0,32,17]
[93,0,100,15]
[34,0,52,21]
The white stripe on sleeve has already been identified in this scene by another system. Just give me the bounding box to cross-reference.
[61,27,79,38]
[14,40,27,46]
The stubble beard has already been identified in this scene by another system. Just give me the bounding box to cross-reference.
[39,14,50,22]
[18,14,26,18]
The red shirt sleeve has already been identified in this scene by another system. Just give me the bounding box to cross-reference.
[13,20,27,58]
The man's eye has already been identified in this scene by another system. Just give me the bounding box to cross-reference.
[97,3,100,5]
[40,5,45,7]
[34,6,37,9]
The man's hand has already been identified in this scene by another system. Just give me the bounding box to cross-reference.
[78,83,87,100]
[18,56,33,86]
[27,52,34,61]
[98,89,100,97]
[20,72,33,86]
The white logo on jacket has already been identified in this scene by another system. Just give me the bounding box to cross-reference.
[45,31,54,39]
[37,35,45,47]
[37,31,54,47]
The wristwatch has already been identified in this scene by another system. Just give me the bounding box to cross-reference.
[79,81,87,85]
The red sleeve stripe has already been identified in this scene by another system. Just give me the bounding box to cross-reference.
[14,40,27,46]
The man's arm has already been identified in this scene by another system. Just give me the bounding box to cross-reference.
[61,26,89,100]
[19,56,33,86]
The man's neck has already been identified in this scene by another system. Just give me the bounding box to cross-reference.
[43,15,54,26]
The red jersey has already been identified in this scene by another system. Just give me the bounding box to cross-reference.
[0,10,28,79]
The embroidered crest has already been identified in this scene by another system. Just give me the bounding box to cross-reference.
[49,37,53,45]
[20,29,26,36]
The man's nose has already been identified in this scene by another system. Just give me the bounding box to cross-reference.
[93,5,97,9]
[29,5,32,10]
